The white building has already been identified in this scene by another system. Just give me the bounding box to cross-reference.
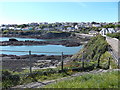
[67,27,75,30]
[14,28,22,30]
[8,27,15,30]
[99,28,116,36]
[22,27,33,31]
[75,24,85,29]
[89,31,98,35]
[43,28,49,31]
[75,25,79,29]
[0,27,8,30]
[92,24,101,27]
[35,27,42,30]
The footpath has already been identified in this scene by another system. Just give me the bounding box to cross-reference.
[12,69,119,88]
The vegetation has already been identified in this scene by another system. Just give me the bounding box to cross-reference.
[17,24,29,28]
[1,34,118,88]
[44,71,119,88]
[71,35,114,69]
[46,31,64,33]
[2,30,9,34]
[2,68,75,88]
[20,71,73,85]
[106,33,120,40]
[102,23,120,28]
[2,70,20,88]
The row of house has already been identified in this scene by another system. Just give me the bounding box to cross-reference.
[0,22,119,35]
[0,27,33,31]
[89,28,120,36]
[0,22,118,30]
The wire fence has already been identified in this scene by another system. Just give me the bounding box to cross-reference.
[1,49,112,76]
[1,49,98,74]
[1,49,113,89]
[0,50,70,54]
[1,50,65,73]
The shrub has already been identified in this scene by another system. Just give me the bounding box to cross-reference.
[106,33,120,40]
[2,70,20,88]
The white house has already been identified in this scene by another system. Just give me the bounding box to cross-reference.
[89,31,98,35]
[75,25,79,29]
[35,27,42,30]
[43,28,49,31]
[85,24,92,28]
[75,25,85,29]
[8,27,15,30]
[14,28,22,30]
[92,24,101,27]
[67,27,75,31]
[0,27,8,30]
[99,28,116,36]
[22,27,33,31]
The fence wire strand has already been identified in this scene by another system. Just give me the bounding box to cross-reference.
[0,50,72,54]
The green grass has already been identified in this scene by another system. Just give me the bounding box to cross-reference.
[110,59,118,69]
[0,82,2,89]
[47,31,63,33]
[44,71,119,88]
[106,33,120,40]
[15,68,75,85]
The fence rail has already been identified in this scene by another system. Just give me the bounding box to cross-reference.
[108,46,118,64]
[1,49,66,74]
[0,50,68,54]
[1,49,112,76]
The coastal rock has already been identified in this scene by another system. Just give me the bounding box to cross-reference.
[9,38,18,41]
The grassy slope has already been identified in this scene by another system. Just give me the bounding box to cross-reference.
[72,35,108,60]
[71,35,117,69]
[44,71,119,88]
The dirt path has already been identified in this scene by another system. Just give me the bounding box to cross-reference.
[12,69,119,88]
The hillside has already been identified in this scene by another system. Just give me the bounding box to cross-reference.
[70,35,117,69]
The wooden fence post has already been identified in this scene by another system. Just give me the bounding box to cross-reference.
[108,57,110,69]
[29,51,32,74]
[82,51,84,69]
[61,52,64,71]
[97,55,101,68]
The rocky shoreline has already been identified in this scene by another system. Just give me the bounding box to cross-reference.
[1,54,72,72]
[0,40,83,47]
[0,34,89,47]
[1,34,89,72]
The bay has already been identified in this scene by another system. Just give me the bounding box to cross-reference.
[0,37,83,55]
[0,45,83,55]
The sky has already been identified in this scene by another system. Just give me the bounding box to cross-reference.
[0,1,119,24]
